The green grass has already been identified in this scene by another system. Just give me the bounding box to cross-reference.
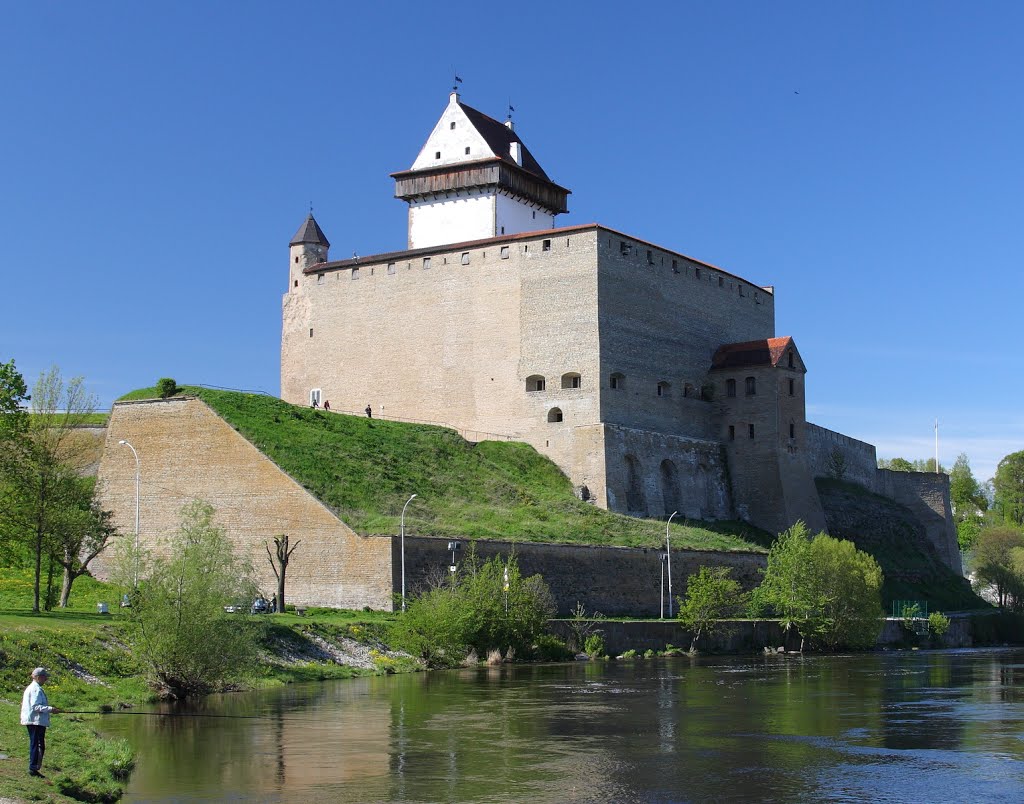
[114,386,766,552]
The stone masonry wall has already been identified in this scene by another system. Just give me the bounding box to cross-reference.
[400,535,766,617]
[94,398,393,609]
[806,423,878,488]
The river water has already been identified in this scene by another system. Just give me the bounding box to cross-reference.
[100,649,1024,803]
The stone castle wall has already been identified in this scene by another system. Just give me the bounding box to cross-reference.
[399,535,766,617]
[94,398,393,609]
[806,423,878,488]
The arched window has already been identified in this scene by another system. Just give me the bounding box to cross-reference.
[547,407,563,423]
[609,372,625,390]
[561,372,582,389]
[726,379,736,398]
[657,381,671,398]
[526,375,546,392]
[745,376,756,396]
[625,454,645,514]
[660,459,680,518]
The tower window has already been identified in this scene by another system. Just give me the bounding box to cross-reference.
[745,377,756,396]
[657,381,671,397]
[788,351,794,368]
[388,262,396,275]
[423,257,431,270]
[647,250,654,265]
[465,147,470,155]
[726,379,736,398]
[500,246,510,259]
[435,151,441,159]
[309,328,313,338]
[542,239,551,251]
[749,424,755,439]
[547,407,563,423]
[728,425,735,441]
[526,375,546,392]
[450,122,456,130]
[532,211,536,219]
[719,276,724,287]
[293,280,298,288]
[788,378,794,396]
[672,259,679,273]
[461,252,470,265]
[695,267,702,280]
[294,256,299,264]
[789,422,796,439]
[561,373,581,389]
[351,268,359,279]
[610,372,625,390]
[620,240,630,256]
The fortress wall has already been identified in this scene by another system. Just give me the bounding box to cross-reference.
[602,425,731,521]
[400,535,766,617]
[94,398,393,609]
[596,230,775,440]
[873,469,961,574]
[806,423,878,488]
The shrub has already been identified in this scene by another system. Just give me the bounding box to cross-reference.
[677,565,745,652]
[583,633,605,657]
[155,377,178,398]
[530,633,573,662]
[390,550,555,668]
[928,611,951,637]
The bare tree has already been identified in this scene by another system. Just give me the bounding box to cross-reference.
[265,534,300,612]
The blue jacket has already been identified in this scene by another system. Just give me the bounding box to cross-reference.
[21,681,53,727]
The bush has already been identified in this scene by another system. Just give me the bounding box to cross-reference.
[390,550,555,668]
[583,633,605,657]
[928,611,951,637]
[530,633,573,661]
[156,377,178,398]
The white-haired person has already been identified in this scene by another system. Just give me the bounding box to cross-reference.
[21,666,60,777]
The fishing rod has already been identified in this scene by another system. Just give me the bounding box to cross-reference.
[61,709,322,722]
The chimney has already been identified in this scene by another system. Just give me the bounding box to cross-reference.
[509,141,522,166]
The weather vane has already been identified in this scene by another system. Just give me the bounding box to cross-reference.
[452,72,463,93]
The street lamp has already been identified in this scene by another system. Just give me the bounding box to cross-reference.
[400,493,417,611]
[660,553,668,619]
[118,440,140,587]
[666,511,678,618]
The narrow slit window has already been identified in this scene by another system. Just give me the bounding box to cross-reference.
[728,425,735,441]
[745,377,756,396]
[435,151,441,159]
[726,379,736,398]
[788,378,795,396]
[749,424,755,439]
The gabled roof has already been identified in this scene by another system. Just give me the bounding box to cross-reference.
[710,337,797,370]
[457,102,551,181]
[289,214,330,248]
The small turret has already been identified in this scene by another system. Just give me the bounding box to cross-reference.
[288,214,330,291]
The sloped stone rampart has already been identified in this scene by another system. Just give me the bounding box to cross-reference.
[94,397,393,609]
[399,535,766,617]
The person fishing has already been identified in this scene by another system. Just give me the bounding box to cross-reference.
[21,666,60,777]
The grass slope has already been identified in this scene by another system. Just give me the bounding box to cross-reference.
[120,386,767,552]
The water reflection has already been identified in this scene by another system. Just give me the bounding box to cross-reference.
[101,650,1024,803]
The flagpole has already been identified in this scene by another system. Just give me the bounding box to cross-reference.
[934,419,939,473]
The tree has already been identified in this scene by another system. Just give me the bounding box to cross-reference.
[51,476,119,607]
[156,377,178,399]
[752,522,883,651]
[127,501,259,698]
[0,358,29,435]
[880,457,915,472]
[751,522,820,650]
[994,451,1024,527]
[677,565,744,652]
[970,526,1024,609]
[804,534,884,649]
[950,454,988,552]
[265,533,300,612]
[0,366,98,611]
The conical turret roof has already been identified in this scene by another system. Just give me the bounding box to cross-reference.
[290,214,330,248]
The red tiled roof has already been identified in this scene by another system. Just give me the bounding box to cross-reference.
[711,337,795,370]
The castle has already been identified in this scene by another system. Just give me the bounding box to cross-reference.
[281,90,844,537]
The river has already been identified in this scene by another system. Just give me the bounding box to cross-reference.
[100,648,1024,803]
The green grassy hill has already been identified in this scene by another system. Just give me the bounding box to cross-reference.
[118,386,768,553]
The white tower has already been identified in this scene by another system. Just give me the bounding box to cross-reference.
[392,93,570,249]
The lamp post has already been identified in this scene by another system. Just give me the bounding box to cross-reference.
[666,511,677,617]
[660,553,668,619]
[400,493,417,611]
[118,440,140,587]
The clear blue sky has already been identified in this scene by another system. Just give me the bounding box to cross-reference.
[3,2,1021,483]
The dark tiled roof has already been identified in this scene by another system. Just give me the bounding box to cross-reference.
[289,214,330,248]
[711,337,795,370]
[458,102,551,181]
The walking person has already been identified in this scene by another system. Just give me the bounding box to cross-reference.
[365,404,372,418]
[21,667,59,777]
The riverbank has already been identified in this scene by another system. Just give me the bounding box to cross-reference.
[0,570,417,803]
